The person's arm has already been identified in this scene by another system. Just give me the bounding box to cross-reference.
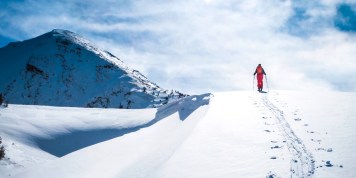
[253,69,257,75]
[263,68,266,75]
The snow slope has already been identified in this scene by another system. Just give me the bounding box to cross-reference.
[0,91,355,178]
[0,29,185,108]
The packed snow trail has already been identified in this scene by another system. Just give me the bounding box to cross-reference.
[260,94,315,177]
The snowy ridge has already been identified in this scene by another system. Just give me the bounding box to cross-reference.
[0,29,187,108]
[50,29,162,93]
[51,29,129,70]
[0,93,211,177]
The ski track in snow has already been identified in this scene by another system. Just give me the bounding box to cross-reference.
[260,94,315,178]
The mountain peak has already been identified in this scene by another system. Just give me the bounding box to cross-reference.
[0,30,187,108]
[47,29,94,50]
[51,29,73,34]
[49,29,86,40]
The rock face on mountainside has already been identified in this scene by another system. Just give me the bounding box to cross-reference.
[0,29,186,108]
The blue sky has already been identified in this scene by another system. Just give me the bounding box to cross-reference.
[1,0,356,93]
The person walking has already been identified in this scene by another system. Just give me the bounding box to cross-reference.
[253,64,266,92]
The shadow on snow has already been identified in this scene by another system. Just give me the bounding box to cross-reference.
[35,94,211,157]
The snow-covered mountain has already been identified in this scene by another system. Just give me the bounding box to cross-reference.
[0,29,186,108]
[0,91,355,178]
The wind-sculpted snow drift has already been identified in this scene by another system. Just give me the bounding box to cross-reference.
[0,29,186,108]
[2,94,211,158]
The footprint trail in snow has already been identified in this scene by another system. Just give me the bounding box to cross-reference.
[257,93,315,178]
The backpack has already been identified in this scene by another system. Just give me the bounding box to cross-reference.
[256,66,263,74]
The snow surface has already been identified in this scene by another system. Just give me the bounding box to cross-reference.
[0,91,355,178]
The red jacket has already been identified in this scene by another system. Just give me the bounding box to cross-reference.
[254,66,266,75]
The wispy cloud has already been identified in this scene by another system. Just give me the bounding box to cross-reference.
[1,0,356,93]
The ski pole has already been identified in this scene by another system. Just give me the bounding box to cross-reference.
[265,75,269,92]
[252,75,255,92]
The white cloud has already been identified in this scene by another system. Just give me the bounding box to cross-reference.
[1,0,356,93]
